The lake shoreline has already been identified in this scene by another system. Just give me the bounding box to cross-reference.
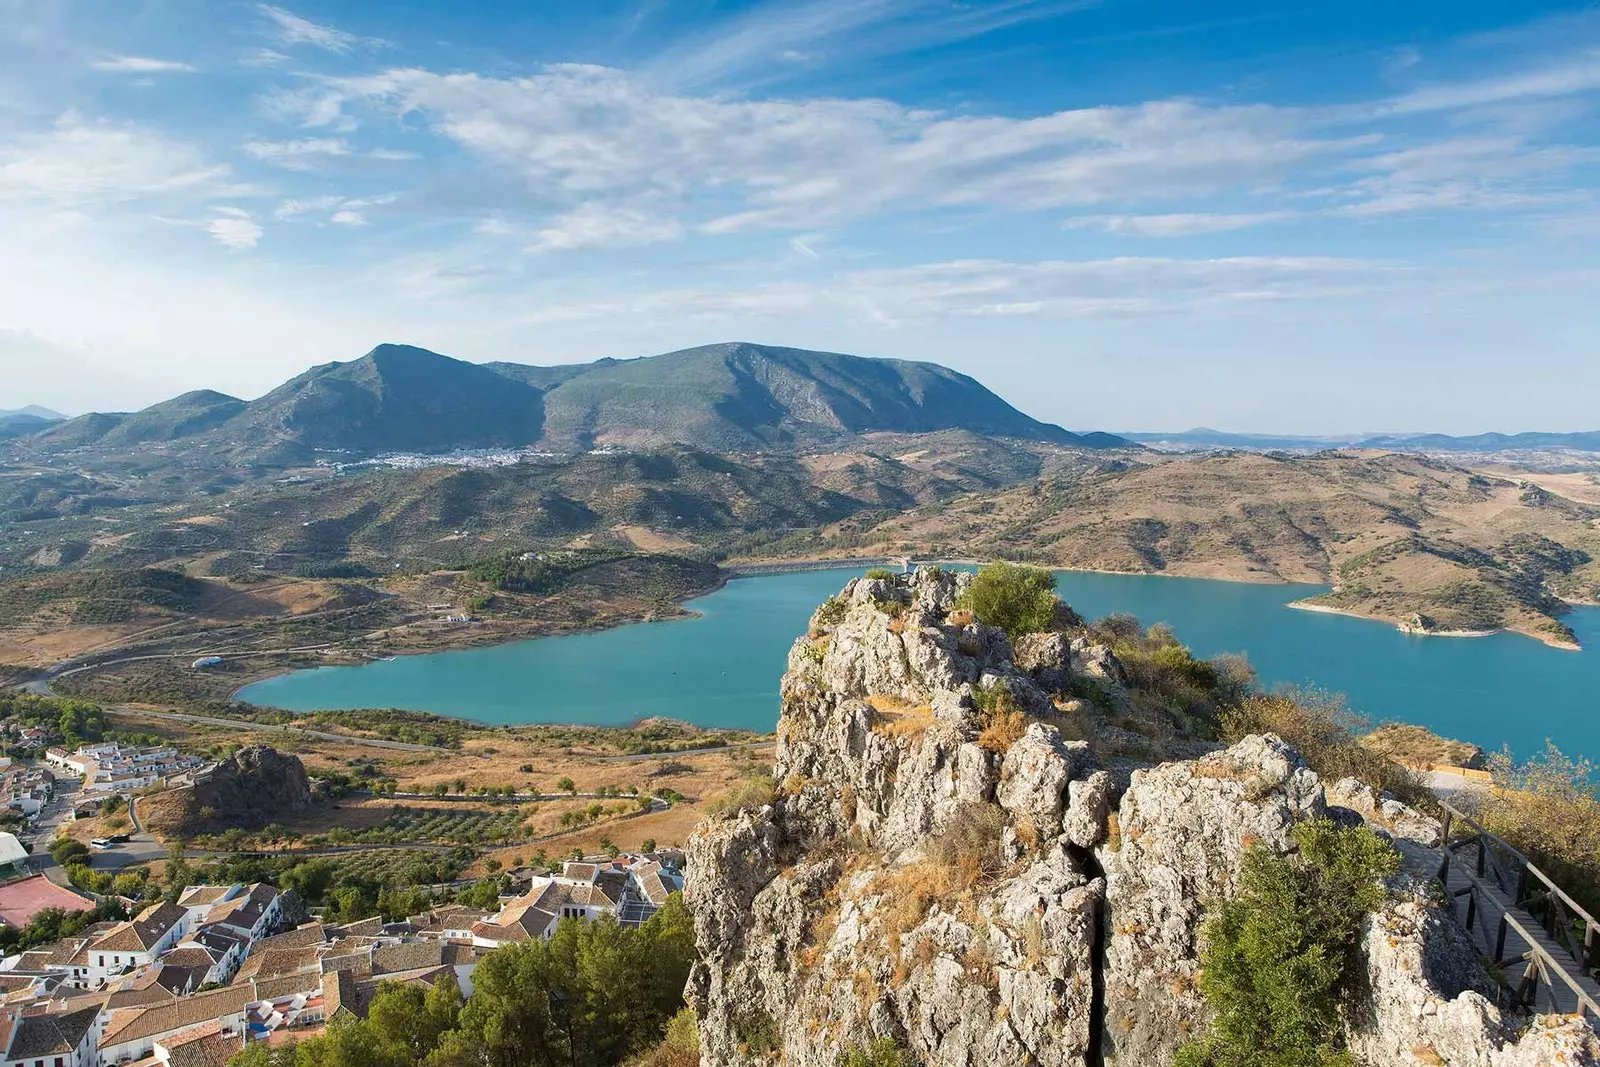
[227,567,1599,763]
[1286,598,1582,651]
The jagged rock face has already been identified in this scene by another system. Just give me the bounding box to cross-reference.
[1101,734,1327,1064]
[685,569,1599,1067]
[195,744,313,829]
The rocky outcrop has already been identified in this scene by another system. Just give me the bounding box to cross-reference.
[143,744,313,836]
[684,569,1599,1067]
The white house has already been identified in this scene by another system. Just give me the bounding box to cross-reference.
[82,904,189,988]
[96,986,252,1066]
[0,1005,100,1067]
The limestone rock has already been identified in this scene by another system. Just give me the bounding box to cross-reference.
[1327,775,1444,847]
[686,573,1595,1067]
[996,724,1086,839]
[1102,734,1325,1065]
[1348,882,1600,1067]
[1012,631,1073,692]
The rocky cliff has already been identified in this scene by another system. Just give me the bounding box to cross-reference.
[683,568,1598,1067]
[142,744,313,837]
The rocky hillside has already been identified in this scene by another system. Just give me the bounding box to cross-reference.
[683,569,1598,1066]
[858,451,1600,647]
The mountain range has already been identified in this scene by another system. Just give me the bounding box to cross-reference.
[1127,426,1600,453]
[16,342,1122,463]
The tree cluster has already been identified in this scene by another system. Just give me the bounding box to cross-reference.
[230,897,697,1067]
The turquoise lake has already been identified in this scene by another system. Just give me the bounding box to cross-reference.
[237,568,1600,762]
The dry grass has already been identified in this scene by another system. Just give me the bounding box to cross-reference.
[867,695,934,740]
[977,706,1026,753]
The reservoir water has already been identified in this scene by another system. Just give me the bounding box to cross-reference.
[237,568,1600,762]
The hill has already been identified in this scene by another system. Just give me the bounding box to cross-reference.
[830,451,1600,646]
[10,342,1122,465]
[1125,427,1600,454]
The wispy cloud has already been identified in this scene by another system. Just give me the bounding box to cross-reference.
[1065,212,1295,237]
[644,0,1098,90]
[206,208,263,249]
[512,254,1403,328]
[91,56,196,74]
[525,204,684,254]
[257,4,385,54]
[1387,49,1600,115]
[0,115,241,207]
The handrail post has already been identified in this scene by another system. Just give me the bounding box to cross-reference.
[1495,916,1509,965]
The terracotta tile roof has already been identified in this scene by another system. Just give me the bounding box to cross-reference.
[243,947,321,980]
[561,862,599,882]
[248,972,323,1002]
[468,920,530,943]
[371,942,442,976]
[165,1032,242,1067]
[99,985,254,1048]
[92,902,187,953]
[250,924,332,953]
[336,917,385,938]
[42,937,90,968]
[321,969,359,1020]
[318,952,372,978]
[202,885,275,933]
[151,965,209,996]
[440,943,480,966]
[177,886,235,908]
[104,983,181,1011]
[7,1006,98,1059]
[160,946,220,970]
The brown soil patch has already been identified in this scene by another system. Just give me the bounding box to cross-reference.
[611,525,695,553]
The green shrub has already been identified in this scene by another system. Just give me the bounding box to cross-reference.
[863,568,899,581]
[839,1037,917,1067]
[815,595,848,628]
[710,774,776,818]
[960,562,1058,638]
[1176,820,1398,1067]
[732,1010,779,1055]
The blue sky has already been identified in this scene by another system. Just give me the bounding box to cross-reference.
[1,1,1598,433]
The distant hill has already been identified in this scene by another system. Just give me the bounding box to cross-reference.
[1126,427,1600,454]
[12,341,1127,463]
[0,412,63,439]
[0,405,64,421]
[1357,430,1600,453]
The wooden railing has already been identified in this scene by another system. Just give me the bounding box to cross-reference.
[1436,800,1600,1023]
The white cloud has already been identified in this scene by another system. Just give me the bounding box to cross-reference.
[0,115,238,207]
[1065,211,1295,236]
[243,136,351,167]
[91,56,197,73]
[525,204,684,254]
[335,66,1350,236]
[274,195,342,219]
[512,255,1402,327]
[257,5,383,54]
[206,209,263,249]
[1388,50,1600,115]
[272,193,397,226]
[644,0,1097,91]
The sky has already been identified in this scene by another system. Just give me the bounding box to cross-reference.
[1,1,1598,434]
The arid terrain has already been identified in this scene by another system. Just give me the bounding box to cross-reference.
[779,451,1600,646]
